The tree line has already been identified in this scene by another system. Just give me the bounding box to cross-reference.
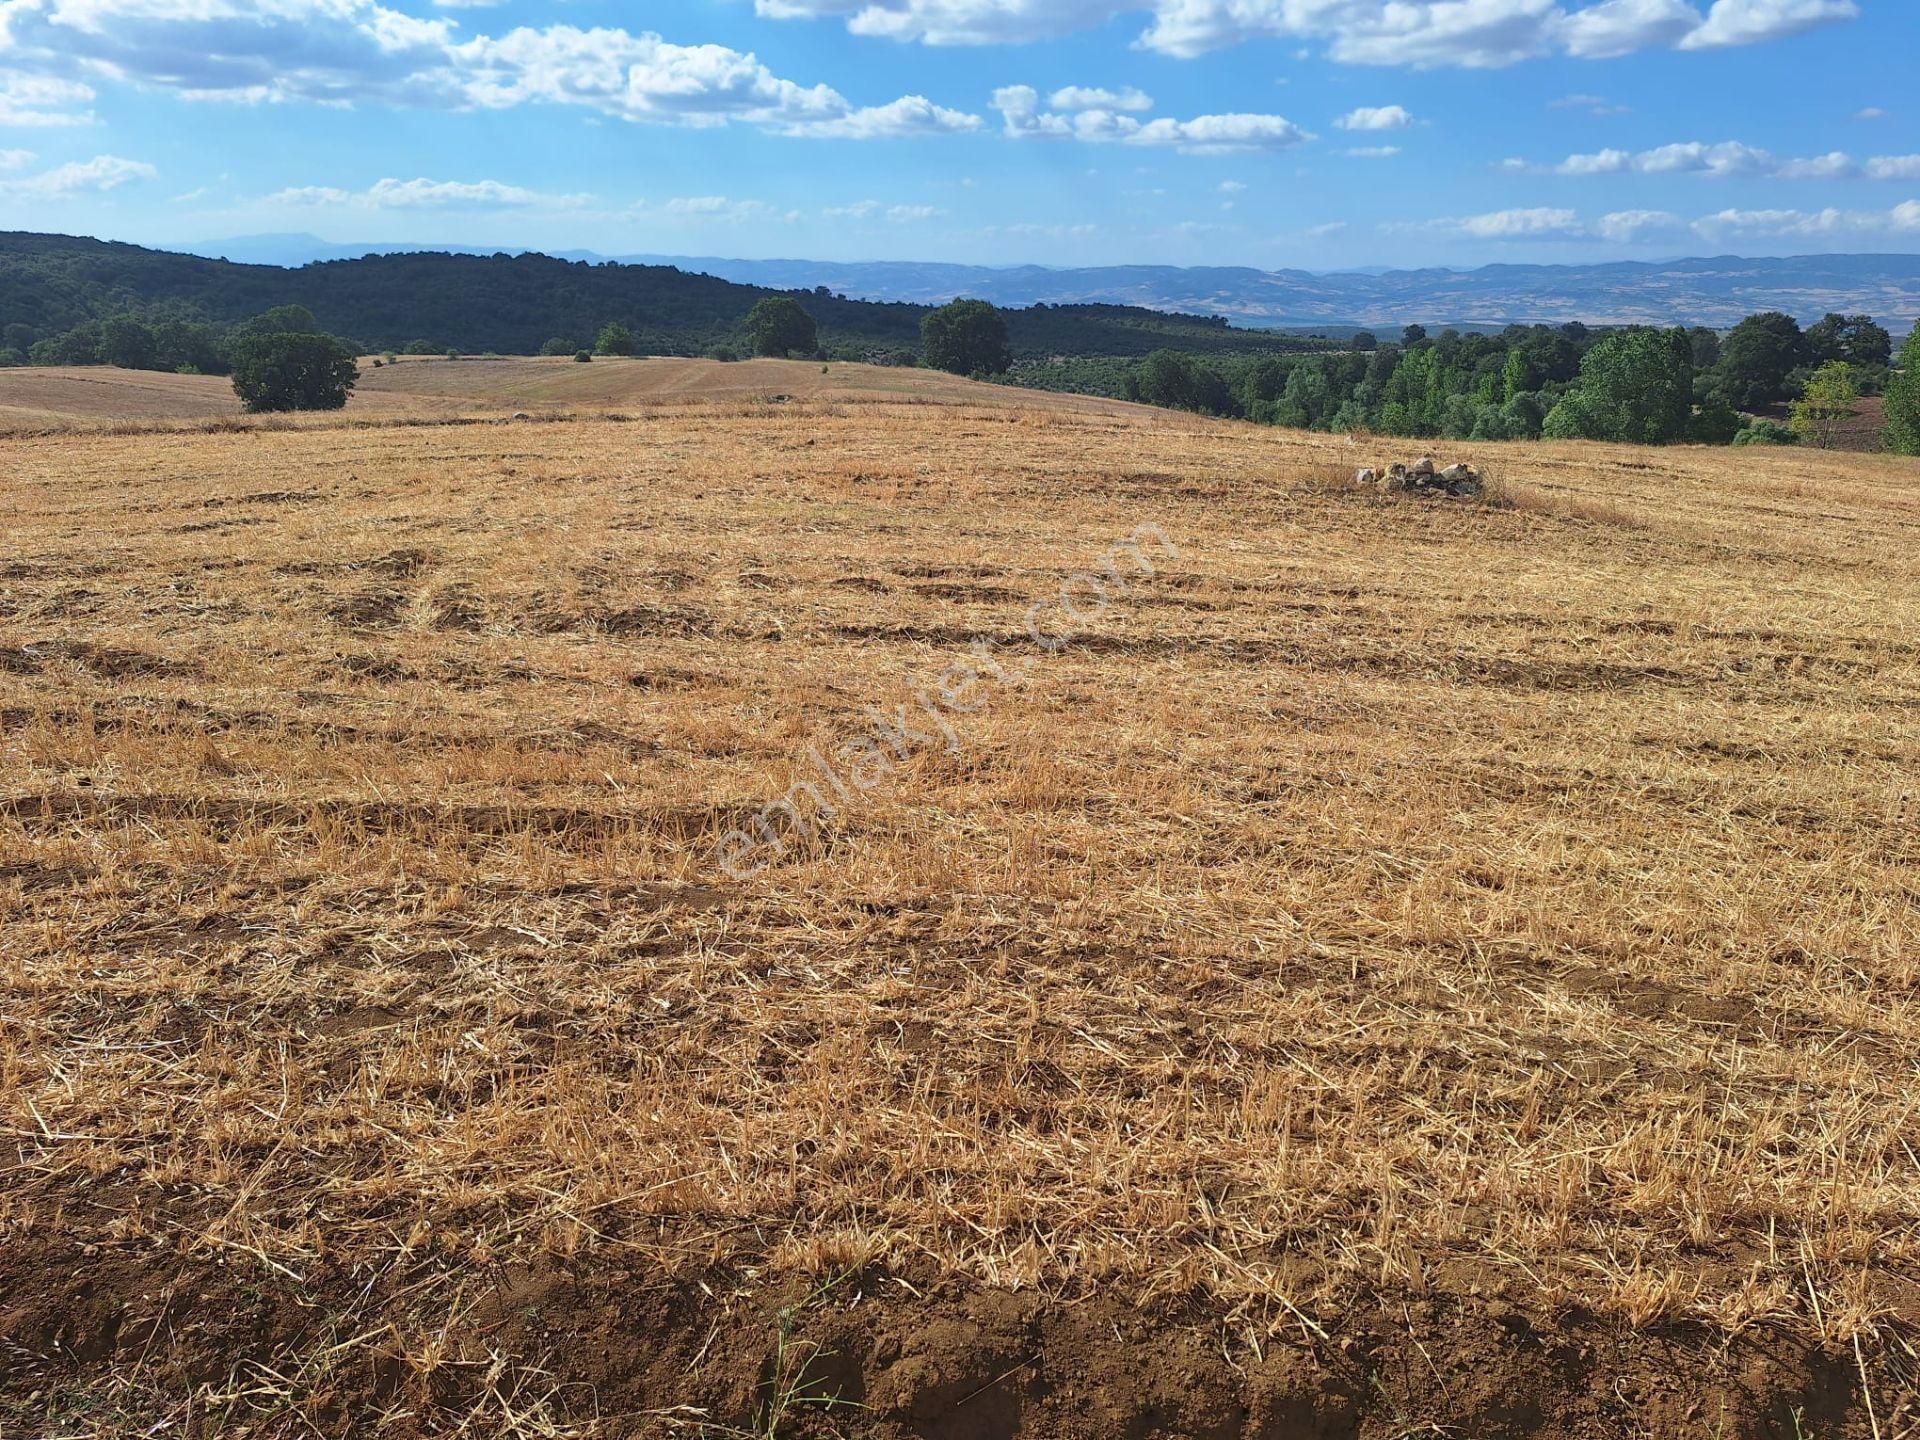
[1118,312,1919,452]
[0,232,1328,367]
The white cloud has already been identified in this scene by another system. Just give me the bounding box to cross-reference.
[785,95,981,138]
[1130,112,1311,153]
[1774,151,1856,180]
[0,153,154,196]
[269,185,353,205]
[753,0,1858,65]
[0,71,96,126]
[0,148,34,172]
[1692,201,1919,237]
[1679,0,1858,50]
[0,3,978,141]
[1855,107,1885,121]
[663,195,800,222]
[1217,179,1246,192]
[1549,92,1629,115]
[1334,103,1412,131]
[824,199,943,221]
[1637,139,1773,175]
[1595,208,1682,240]
[1557,0,1700,57]
[1524,139,1920,182]
[1551,0,1704,55]
[367,176,574,207]
[1345,144,1401,158]
[269,176,587,208]
[1454,206,1583,238]
[1865,156,1920,182]
[1049,85,1152,112]
[1555,147,1632,175]
[994,86,1309,152]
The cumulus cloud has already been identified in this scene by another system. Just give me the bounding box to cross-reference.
[0,152,154,196]
[1678,0,1858,50]
[785,95,981,138]
[993,85,1309,152]
[1049,85,1151,112]
[1594,208,1683,240]
[1453,206,1583,238]
[1427,199,1920,243]
[754,0,1855,64]
[1865,156,1920,182]
[269,175,588,207]
[1557,0,1700,57]
[1334,104,1412,130]
[1522,139,1920,182]
[1692,201,1919,237]
[0,1,979,139]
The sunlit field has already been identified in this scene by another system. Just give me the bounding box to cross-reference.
[4,369,1919,1438]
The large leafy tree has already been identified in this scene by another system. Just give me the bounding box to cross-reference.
[921,299,1012,376]
[1883,330,1920,455]
[1712,311,1805,409]
[229,330,359,412]
[1804,313,1892,369]
[595,322,636,356]
[1789,361,1859,449]
[1541,329,1693,445]
[745,297,818,358]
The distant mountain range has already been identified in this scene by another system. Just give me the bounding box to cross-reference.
[189,234,1920,330]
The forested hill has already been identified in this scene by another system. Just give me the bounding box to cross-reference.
[0,232,1322,360]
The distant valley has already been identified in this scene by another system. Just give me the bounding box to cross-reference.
[190,235,1920,330]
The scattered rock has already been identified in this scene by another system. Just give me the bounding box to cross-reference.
[1360,458,1482,499]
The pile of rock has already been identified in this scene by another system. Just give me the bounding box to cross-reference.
[1354,456,1482,498]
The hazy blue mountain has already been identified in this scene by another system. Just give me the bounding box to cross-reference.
[183,236,1920,328]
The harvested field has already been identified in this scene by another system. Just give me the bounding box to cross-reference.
[2,394,1919,1438]
[0,357,1140,430]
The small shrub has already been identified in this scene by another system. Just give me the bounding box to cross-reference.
[574,350,592,364]
[1732,419,1799,447]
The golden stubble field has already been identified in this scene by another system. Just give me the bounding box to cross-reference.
[3,378,1919,1438]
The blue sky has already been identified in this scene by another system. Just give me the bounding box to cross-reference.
[0,0,1914,270]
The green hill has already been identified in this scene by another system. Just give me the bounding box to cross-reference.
[0,232,1327,362]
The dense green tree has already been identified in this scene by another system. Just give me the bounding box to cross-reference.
[1882,330,1920,455]
[744,297,818,358]
[1541,329,1693,444]
[1789,361,1859,448]
[229,330,359,412]
[234,304,321,339]
[1350,331,1377,353]
[1804,313,1892,369]
[595,322,636,356]
[1686,326,1722,371]
[921,298,1012,376]
[1713,312,1805,409]
[539,337,578,356]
